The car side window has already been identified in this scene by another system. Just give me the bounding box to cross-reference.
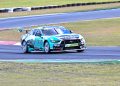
[34,29,42,36]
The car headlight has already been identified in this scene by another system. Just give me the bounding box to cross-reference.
[50,39,60,43]
[81,38,85,44]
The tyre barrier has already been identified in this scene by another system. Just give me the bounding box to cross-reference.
[0,7,31,13]
[0,1,120,13]
[13,7,31,12]
[0,8,10,13]
[31,1,120,10]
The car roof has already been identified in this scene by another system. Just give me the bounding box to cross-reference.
[34,26,65,30]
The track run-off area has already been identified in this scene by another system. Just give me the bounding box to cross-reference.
[0,45,120,63]
[0,8,120,62]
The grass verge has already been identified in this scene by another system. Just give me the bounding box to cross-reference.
[0,62,120,86]
[0,18,120,46]
[0,3,120,18]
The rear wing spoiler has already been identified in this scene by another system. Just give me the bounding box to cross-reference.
[18,27,31,33]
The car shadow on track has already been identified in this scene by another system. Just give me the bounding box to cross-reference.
[22,50,85,55]
[0,51,85,55]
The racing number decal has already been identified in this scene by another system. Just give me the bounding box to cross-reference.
[34,37,43,49]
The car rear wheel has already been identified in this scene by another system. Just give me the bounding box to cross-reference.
[22,41,29,53]
[44,42,50,53]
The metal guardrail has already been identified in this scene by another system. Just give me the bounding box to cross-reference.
[0,1,120,13]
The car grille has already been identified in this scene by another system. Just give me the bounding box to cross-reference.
[60,39,84,50]
[61,39,81,44]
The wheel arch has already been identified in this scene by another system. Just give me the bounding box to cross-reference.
[21,40,25,45]
[44,40,48,45]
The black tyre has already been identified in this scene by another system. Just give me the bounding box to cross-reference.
[44,42,50,53]
[22,41,29,53]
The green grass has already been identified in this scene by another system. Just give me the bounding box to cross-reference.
[0,18,120,46]
[0,0,119,8]
[0,62,120,86]
[58,18,120,46]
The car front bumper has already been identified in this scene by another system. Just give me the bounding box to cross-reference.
[52,39,86,51]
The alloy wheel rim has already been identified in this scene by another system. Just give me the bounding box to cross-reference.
[45,43,49,53]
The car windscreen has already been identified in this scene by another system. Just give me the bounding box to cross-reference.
[55,27,72,34]
[41,28,58,36]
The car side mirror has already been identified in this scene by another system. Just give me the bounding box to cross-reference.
[70,30,73,33]
[25,30,29,34]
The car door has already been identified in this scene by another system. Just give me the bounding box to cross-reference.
[34,29,44,50]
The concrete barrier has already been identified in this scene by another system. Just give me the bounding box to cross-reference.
[0,1,120,13]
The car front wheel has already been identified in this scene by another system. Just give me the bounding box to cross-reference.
[44,42,50,53]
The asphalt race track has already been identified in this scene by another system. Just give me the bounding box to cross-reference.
[0,8,120,28]
[0,45,120,61]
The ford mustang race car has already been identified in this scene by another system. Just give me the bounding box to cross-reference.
[20,26,86,53]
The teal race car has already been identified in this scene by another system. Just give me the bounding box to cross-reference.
[20,26,86,53]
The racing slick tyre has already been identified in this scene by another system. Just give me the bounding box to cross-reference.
[22,41,29,53]
[44,41,50,54]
